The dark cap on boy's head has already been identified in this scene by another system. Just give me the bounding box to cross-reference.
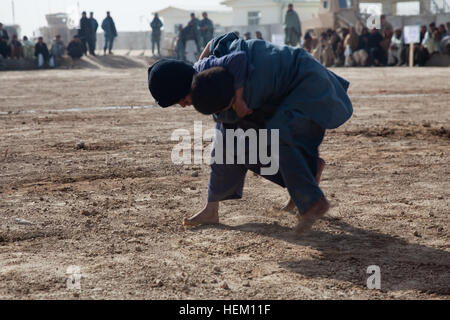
[148,59,195,107]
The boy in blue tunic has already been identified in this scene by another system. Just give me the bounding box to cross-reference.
[147,32,353,236]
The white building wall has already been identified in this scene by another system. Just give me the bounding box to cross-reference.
[230,0,281,25]
[226,0,320,26]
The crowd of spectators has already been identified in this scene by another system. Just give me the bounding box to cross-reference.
[302,16,450,67]
[1,22,69,68]
[0,11,116,69]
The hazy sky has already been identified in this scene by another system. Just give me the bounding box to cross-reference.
[1,0,448,37]
[0,0,227,36]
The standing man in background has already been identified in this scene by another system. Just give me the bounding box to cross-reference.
[88,12,98,56]
[188,13,201,52]
[102,11,118,55]
[0,23,9,40]
[284,3,302,47]
[79,11,91,55]
[199,12,214,49]
[150,13,163,57]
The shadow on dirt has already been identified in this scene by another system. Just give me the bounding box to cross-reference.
[194,217,450,295]
[90,55,146,69]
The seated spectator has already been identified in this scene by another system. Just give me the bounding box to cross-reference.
[244,32,251,40]
[388,29,403,66]
[0,36,10,59]
[368,28,386,66]
[334,41,345,67]
[10,34,23,59]
[312,32,335,67]
[411,25,430,66]
[343,26,358,66]
[344,26,359,52]
[302,31,314,53]
[35,37,50,68]
[328,29,341,55]
[67,35,84,67]
[380,15,393,39]
[438,24,447,38]
[22,36,34,60]
[50,34,65,67]
[441,35,450,54]
[340,28,349,42]
[353,27,370,66]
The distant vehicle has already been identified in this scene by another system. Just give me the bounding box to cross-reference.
[302,0,365,32]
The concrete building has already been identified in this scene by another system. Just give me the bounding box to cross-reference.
[39,13,77,44]
[358,0,448,15]
[222,0,320,26]
[358,0,450,30]
[220,0,320,42]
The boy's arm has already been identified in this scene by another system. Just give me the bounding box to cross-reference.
[233,87,252,118]
[198,41,212,60]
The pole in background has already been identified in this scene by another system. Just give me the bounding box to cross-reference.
[11,0,15,25]
[409,43,414,67]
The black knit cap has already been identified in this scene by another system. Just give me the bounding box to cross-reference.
[148,59,195,107]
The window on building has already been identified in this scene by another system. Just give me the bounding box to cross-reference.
[339,0,353,8]
[323,1,328,8]
[396,1,420,15]
[430,0,450,13]
[359,2,382,16]
[248,11,261,26]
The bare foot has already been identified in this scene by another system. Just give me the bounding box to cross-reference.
[316,158,325,184]
[183,202,219,227]
[281,198,297,213]
[282,158,326,214]
[294,197,330,236]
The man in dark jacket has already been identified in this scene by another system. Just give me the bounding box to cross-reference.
[101,11,117,55]
[67,35,84,68]
[67,36,84,59]
[10,34,23,59]
[199,12,214,48]
[188,13,201,52]
[367,28,386,66]
[88,12,98,56]
[35,37,50,68]
[79,11,91,55]
[175,25,188,61]
[150,13,163,56]
[0,36,10,59]
[0,23,9,41]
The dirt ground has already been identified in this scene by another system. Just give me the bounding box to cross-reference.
[0,59,449,300]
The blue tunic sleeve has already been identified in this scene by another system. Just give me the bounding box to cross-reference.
[210,32,241,57]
